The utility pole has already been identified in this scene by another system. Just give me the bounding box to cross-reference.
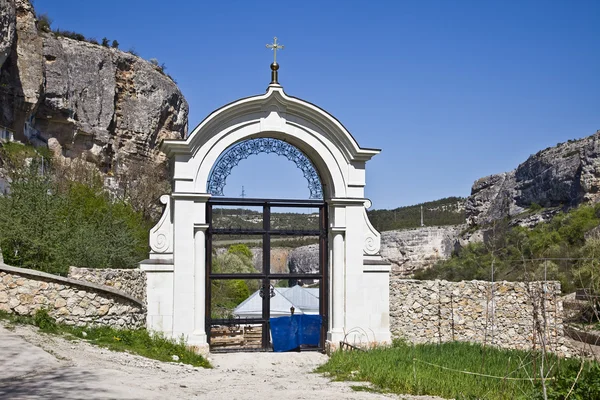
[420,205,425,227]
[240,186,246,217]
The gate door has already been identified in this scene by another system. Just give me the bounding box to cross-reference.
[206,198,328,352]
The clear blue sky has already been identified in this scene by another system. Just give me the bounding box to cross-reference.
[35,0,600,209]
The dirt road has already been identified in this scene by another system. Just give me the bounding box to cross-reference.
[0,323,442,400]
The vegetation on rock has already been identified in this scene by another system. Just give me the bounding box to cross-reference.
[368,197,465,232]
[416,203,600,293]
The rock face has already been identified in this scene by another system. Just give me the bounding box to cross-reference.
[288,244,319,275]
[249,247,291,274]
[0,0,15,69]
[0,0,187,172]
[380,226,463,277]
[467,132,600,226]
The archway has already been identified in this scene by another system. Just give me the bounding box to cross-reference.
[140,80,391,352]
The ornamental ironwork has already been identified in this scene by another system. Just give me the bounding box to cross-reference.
[207,138,323,199]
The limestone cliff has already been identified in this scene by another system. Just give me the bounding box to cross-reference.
[380,226,463,277]
[0,0,15,69]
[466,131,600,226]
[0,0,187,172]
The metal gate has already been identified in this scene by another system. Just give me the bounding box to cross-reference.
[206,198,328,352]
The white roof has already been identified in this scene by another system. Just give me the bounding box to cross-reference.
[233,285,320,317]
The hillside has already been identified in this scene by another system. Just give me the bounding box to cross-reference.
[367,197,465,232]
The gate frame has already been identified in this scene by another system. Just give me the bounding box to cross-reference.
[206,197,328,351]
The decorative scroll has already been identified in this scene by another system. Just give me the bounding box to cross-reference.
[207,138,323,199]
[363,204,381,256]
[149,195,173,254]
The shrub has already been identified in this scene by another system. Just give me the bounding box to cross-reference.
[33,308,57,333]
[36,13,52,33]
[0,147,149,275]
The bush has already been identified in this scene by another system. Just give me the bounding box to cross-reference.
[33,308,57,333]
[0,147,149,275]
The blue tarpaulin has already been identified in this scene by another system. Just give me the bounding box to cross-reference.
[270,315,322,352]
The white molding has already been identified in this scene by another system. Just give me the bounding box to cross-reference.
[149,195,173,254]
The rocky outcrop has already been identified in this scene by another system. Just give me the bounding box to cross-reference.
[467,132,600,226]
[381,226,463,277]
[0,0,187,174]
[0,0,15,69]
[249,247,290,274]
[288,244,319,275]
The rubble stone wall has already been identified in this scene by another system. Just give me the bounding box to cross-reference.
[68,267,146,303]
[0,264,145,328]
[390,278,569,354]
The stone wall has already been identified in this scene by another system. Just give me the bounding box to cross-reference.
[68,267,146,303]
[0,264,145,328]
[390,278,569,354]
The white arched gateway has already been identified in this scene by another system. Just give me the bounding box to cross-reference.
[141,65,391,351]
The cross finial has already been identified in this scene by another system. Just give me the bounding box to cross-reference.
[266,37,284,63]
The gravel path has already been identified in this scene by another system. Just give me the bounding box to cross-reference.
[0,323,444,400]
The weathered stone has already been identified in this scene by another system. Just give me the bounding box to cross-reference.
[14,305,29,314]
[54,298,67,308]
[71,306,85,316]
[98,304,109,316]
[0,291,7,303]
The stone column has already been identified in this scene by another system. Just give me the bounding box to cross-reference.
[330,227,345,341]
[192,224,208,346]
[171,195,195,338]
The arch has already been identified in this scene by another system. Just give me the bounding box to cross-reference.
[161,85,381,199]
[207,138,323,199]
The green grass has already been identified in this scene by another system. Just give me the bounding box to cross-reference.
[316,341,599,400]
[0,309,211,368]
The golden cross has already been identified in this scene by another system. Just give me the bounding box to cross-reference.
[266,37,284,63]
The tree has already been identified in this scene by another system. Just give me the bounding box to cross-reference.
[111,40,119,49]
[102,37,110,47]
